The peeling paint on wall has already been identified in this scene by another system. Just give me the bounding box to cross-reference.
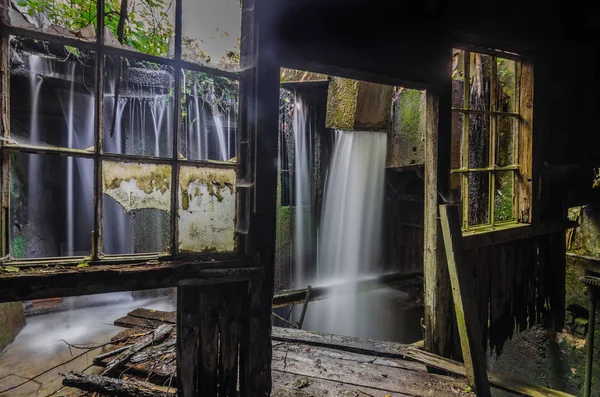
[178,166,236,253]
[102,162,172,212]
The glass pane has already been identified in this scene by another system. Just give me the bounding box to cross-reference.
[469,52,493,111]
[496,57,517,113]
[9,1,97,41]
[178,166,236,253]
[182,0,242,71]
[496,115,517,167]
[179,70,238,162]
[468,114,491,169]
[104,56,174,158]
[451,49,465,109]
[102,161,171,255]
[104,0,175,58]
[467,172,490,226]
[494,171,514,223]
[9,37,95,150]
[9,153,94,258]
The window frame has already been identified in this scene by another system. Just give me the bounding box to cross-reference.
[450,46,533,232]
[0,0,244,266]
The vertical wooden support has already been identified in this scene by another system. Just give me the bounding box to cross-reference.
[439,205,491,397]
[177,284,202,396]
[0,0,10,258]
[518,61,534,224]
[177,279,249,397]
[237,0,279,394]
[424,48,455,358]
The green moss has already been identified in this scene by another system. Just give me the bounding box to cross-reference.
[104,163,171,194]
[181,192,190,210]
[11,235,26,259]
[398,88,423,142]
[326,77,358,130]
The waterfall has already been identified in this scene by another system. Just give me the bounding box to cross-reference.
[314,130,387,337]
[212,106,229,161]
[65,62,76,255]
[292,95,313,288]
[26,56,44,228]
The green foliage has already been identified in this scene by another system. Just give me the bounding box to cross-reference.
[21,0,174,57]
[11,235,26,259]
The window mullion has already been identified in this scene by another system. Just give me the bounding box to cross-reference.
[169,0,184,257]
[92,0,106,261]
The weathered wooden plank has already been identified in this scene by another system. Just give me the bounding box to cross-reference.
[219,281,246,396]
[0,262,257,303]
[102,324,173,376]
[272,271,422,308]
[128,308,177,324]
[272,348,469,397]
[272,370,412,397]
[62,371,176,397]
[272,326,409,357]
[405,348,576,397]
[424,87,455,358]
[273,342,426,373]
[439,205,491,397]
[461,220,575,250]
[199,284,220,396]
[114,315,164,329]
[177,284,201,397]
[518,60,535,223]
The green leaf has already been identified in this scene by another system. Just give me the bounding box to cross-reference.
[3,266,20,273]
[77,262,89,268]
[17,0,28,6]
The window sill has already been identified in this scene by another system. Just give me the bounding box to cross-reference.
[461,219,575,250]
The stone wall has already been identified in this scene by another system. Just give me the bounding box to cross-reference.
[0,302,25,352]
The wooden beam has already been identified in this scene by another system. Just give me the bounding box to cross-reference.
[272,270,422,308]
[462,219,576,250]
[272,326,410,357]
[439,204,491,397]
[0,260,257,303]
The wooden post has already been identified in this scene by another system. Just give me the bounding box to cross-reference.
[238,0,280,394]
[439,204,491,397]
[424,79,455,357]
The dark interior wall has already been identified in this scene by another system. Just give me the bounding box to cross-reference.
[269,0,598,205]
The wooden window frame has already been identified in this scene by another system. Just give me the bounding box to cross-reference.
[0,0,245,268]
[451,46,534,232]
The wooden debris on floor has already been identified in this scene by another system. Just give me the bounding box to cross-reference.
[62,307,475,397]
[61,307,574,397]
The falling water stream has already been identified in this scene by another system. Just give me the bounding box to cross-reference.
[311,130,388,337]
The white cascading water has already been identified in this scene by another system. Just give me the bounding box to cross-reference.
[26,55,44,231]
[313,130,387,337]
[292,95,313,288]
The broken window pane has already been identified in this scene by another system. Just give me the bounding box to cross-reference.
[179,70,238,162]
[182,0,241,71]
[496,115,517,167]
[451,49,465,109]
[467,172,490,227]
[496,57,517,113]
[468,114,491,169]
[104,56,174,158]
[494,171,514,223]
[102,161,171,255]
[178,166,236,253]
[469,52,493,112]
[104,0,176,58]
[9,153,94,258]
[9,37,95,150]
[8,0,97,42]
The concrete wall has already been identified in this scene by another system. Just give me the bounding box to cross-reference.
[0,302,25,352]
